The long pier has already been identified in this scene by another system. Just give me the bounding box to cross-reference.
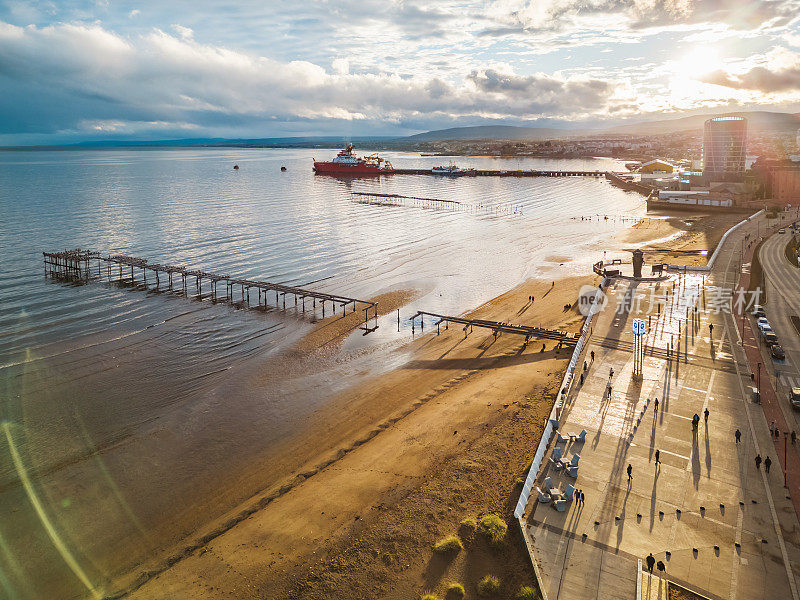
[43,249,379,329]
[393,168,607,177]
[409,310,578,346]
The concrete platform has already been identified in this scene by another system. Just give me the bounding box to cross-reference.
[523,231,800,600]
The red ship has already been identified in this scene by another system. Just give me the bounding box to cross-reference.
[313,144,394,175]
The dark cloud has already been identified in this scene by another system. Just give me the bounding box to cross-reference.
[0,21,620,143]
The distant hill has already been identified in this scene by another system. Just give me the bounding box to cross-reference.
[400,125,574,141]
[602,111,800,136]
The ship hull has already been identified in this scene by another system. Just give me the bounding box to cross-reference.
[313,161,393,175]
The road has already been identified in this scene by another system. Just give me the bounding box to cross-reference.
[757,223,800,436]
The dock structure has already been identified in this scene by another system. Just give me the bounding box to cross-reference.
[352,192,523,216]
[409,310,578,346]
[392,168,607,177]
[43,249,379,330]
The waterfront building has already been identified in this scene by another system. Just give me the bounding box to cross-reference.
[753,158,800,204]
[702,116,747,183]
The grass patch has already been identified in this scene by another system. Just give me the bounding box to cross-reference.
[459,516,477,531]
[421,594,440,600]
[433,535,463,554]
[517,585,539,600]
[478,514,508,547]
[447,582,465,598]
[477,575,501,597]
[749,238,766,303]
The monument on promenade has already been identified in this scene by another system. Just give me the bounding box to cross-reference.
[632,249,644,279]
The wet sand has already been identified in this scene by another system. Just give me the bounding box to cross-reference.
[123,277,590,600]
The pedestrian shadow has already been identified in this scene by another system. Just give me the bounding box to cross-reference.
[650,467,659,532]
[704,422,712,476]
[692,430,701,488]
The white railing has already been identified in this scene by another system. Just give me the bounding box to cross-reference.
[668,209,763,273]
[514,280,606,519]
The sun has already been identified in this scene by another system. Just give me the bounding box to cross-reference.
[668,49,725,99]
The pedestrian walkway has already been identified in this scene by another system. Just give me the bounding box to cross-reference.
[523,226,800,600]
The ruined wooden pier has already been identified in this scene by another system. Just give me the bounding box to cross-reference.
[43,249,379,329]
[409,310,578,346]
[391,168,607,177]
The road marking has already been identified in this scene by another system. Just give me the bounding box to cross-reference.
[681,385,707,394]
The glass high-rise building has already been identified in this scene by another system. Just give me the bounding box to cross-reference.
[702,116,747,182]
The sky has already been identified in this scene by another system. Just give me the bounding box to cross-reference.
[1,0,800,145]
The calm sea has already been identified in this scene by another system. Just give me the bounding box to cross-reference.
[0,148,643,598]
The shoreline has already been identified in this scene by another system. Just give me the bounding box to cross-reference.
[105,209,738,600]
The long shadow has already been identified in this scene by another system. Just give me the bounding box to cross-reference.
[650,466,660,532]
[438,336,466,359]
[405,349,562,370]
[704,421,712,477]
[692,429,701,488]
[423,553,456,589]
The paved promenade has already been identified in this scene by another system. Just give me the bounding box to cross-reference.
[523,213,800,600]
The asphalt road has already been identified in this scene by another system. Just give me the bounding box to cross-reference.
[757,221,800,433]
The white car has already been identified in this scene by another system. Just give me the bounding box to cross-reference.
[757,317,770,330]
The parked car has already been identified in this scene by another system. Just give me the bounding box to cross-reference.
[763,331,779,346]
[757,317,770,330]
[771,344,786,359]
[753,306,766,318]
[779,228,786,234]
[790,387,800,409]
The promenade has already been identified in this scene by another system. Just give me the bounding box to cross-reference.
[523,213,800,600]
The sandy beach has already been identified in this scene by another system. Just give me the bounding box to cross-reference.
[78,209,742,600]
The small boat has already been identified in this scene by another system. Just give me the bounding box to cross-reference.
[431,163,476,176]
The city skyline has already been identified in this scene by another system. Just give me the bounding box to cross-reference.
[1,0,800,145]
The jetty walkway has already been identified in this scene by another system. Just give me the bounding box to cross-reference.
[410,310,578,346]
[43,249,379,327]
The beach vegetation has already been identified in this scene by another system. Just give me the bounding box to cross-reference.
[517,585,539,599]
[477,575,501,596]
[478,514,507,547]
[433,535,463,554]
[447,582,465,597]
[421,594,440,600]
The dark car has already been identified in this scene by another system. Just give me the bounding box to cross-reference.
[753,306,766,318]
[764,331,779,347]
[771,344,786,360]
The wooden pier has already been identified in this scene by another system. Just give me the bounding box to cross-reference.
[43,249,379,330]
[409,310,578,346]
[393,168,607,177]
[352,192,523,216]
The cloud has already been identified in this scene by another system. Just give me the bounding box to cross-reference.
[701,48,800,92]
[0,20,621,140]
[704,65,800,92]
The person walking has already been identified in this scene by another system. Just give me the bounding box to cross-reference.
[755,454,762,469]
[646,553,655,573]
[656,560,665,575]
[735,429,741,444]
[627,463,633,481]
[692,414,699,431]
[580,490,585,504]
[792,430,797,445]
[770,421,776,436]
[590,350,595,361]
[704,407,709,423]
[765,456,772,473]
[654,397,659,412]
[655,449,661,465]
[775,427,780,440]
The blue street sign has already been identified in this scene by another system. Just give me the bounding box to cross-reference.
[633,319,646,336]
